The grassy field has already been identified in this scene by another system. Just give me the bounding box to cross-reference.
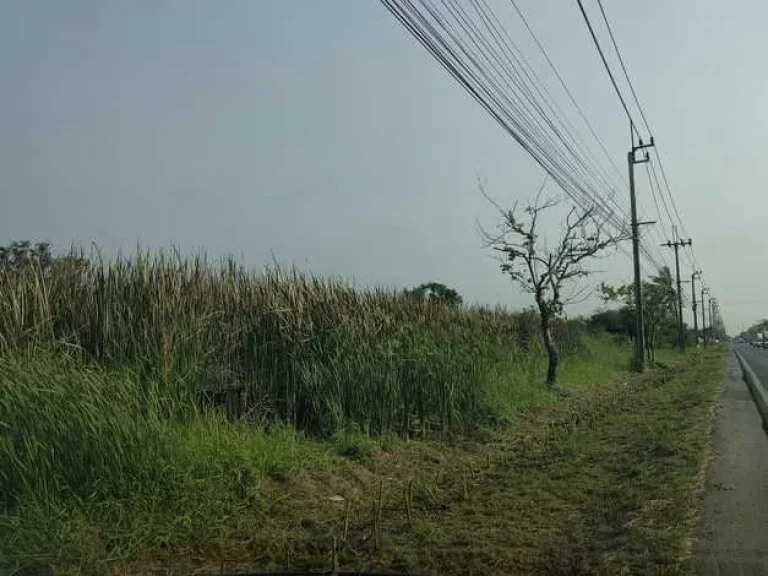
[0,250,727,574]
[114,346,722,576]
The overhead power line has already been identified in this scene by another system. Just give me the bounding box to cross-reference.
[507,0,628,189]
[587,0,702,272]
[383,4,609,217]
[469,0,623,204]
[641,162,673,269]
[465,0,638,234]
[506,0,668,273]
[380,0,666,271]
[574,0,642,142]
[594,0,652,136]
[647,159,675,237]
[652,146,701,268]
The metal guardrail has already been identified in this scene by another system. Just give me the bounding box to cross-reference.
[734,349,768,433]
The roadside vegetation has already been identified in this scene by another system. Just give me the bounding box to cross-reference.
[0,241,727,574]
[737,319,768,342]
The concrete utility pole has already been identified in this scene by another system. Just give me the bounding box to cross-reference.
[691,271,700,341]
[629,137,654,371]
[715,301,724,339]
[661,236,692,350]
[702,288,710,345]
[680,277,692,345]
[710,298,717,340]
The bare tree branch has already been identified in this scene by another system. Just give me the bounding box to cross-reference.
[479,183,629,386]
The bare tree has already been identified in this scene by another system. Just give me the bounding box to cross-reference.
[480,182,627,387]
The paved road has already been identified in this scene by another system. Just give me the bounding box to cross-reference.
[694,349,768,574]
[735,343,768,392]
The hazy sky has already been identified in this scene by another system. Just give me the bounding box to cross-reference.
[1,0,765,333]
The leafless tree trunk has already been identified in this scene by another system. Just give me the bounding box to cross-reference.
[539,308,558,386]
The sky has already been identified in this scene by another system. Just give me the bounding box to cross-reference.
[0,0,765,334]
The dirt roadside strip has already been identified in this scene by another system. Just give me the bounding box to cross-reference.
[694,351,768,575]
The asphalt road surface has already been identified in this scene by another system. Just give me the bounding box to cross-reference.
[694,347,768,574]
[734,343,768,393]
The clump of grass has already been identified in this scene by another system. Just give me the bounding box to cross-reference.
[333,433,382,463]
[85,347,723,576]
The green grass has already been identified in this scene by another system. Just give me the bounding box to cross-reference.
[1,249,721,574]
[0,340,621,572]
[0,354,337,573]
[112,345,717,576]
[484,334,632,422]
[3,339,718,575]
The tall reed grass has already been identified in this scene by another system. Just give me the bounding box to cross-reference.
[0,248,582,437]
[0,247,598,569]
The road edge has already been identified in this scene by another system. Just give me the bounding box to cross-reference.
[733,349,768,433]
